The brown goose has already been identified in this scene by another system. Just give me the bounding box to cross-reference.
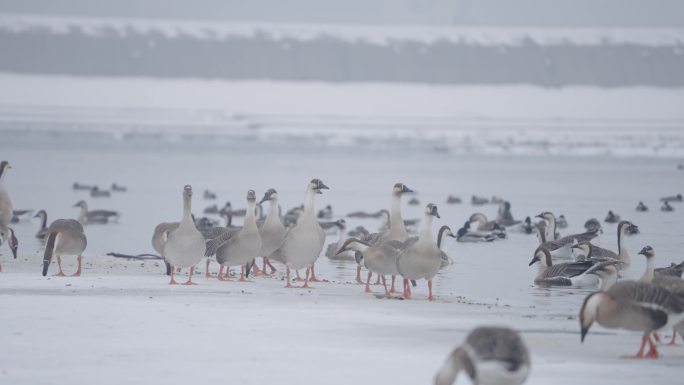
[580,280,684,358]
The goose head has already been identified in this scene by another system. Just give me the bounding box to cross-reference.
[33,210,47,220]
[335,218,347,231]
[259,188,278,204]
[637,245,654,259]
[426,203,440,219]
[246,189,257,203]
[0,160,11,180]
[392,182,413,196]
[535,211,554,221]
[73,200,87,209]
[183,185,193,199]
[617,220,636,234]
[529,247,551,267]
[309,179,329,194]
[336,238,368,255]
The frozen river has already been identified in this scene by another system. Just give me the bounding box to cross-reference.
[1,102,683,384]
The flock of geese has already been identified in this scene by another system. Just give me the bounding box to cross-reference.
[1,158,684,385]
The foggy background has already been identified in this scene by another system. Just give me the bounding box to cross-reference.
[1,0,684,86]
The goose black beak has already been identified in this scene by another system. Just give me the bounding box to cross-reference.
[402,185,414,193]
[42,259,50,276]
[580,326,589,343]
[528,255,540,266]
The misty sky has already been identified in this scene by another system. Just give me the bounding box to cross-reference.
[0,0,682,27]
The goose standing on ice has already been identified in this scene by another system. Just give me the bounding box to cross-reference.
[528,247,597,287]
[205,190,262,282]
[336,237,402,295]
[41,219,87,277]
[435,326,530,385]
[270,179,328,288]
[73,200,120,225]
[33,210,49,241]
[636,245,684,345]
[255,188,286,275]
[163,185,206,285]
[580,280,684,359]
[151,222,180,275]
[0,161,18,270]
[396,203,442,300]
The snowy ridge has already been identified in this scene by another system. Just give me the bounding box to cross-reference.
[2,13,684,47]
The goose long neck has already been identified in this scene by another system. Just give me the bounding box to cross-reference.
[547,217,556,240]
[419,214,433,242]
[40,214,47,229]
[303,189,316,215]
[390,194,408,239]
[244,201,258,230]
[437,229,445,249]
[600,271,618,291]
[181,195,193,224]
[78,206,87,224]
[639,257,655,283]
[617,227,630,264]
[267,200,279,219]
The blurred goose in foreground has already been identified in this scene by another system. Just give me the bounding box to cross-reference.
[205,190,262,282]
[270,179,328,288]
[529,247,597,287]
[33,210,49,240]
[163,185,206,285]
[151,222,179,275]
[396,203,442,300]
[0,161,18,268]
[73,200,120,225]
[580,280,684,359]
[41,219,87,277]
[435,326,530,385]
